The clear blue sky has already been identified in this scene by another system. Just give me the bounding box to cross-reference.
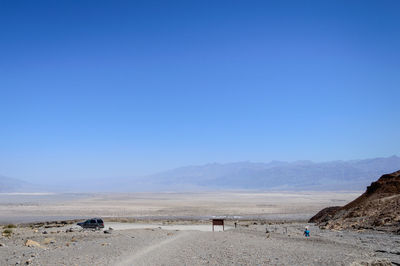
[1,0,399,181]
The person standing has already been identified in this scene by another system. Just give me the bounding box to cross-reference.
[265,227,270,238]
[304,226,310,237]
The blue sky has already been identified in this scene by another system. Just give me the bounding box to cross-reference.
[0,0,399,181]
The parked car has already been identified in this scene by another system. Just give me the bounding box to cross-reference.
[77,218,104,229]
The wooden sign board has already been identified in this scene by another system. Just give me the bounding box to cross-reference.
[212,219,224,232]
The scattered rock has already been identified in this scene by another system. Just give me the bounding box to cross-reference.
[375,250,400,255]
[104,230,112,234]
[43,238,56,245]
[0,243,5,247]
[42,231,48,235]
[350,258,392,266]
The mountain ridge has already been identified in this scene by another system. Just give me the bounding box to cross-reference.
[1,155,399,192]
[137,155,400,191]
[0,175,39,193]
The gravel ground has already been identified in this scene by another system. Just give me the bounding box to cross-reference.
[1,222,399,266]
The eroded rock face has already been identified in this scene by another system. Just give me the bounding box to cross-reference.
[309,206,341,223]
[310,170,400,233]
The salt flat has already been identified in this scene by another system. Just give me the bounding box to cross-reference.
[0,191,360,224]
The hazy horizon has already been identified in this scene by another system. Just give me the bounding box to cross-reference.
[1,155,399,193]
[1,154,399,182]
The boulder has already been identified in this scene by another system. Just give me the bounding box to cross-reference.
[25,240,42,248]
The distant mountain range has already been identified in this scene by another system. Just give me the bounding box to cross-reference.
[134,155,400,191]
[1,155,400,192]
[0,175,37,193]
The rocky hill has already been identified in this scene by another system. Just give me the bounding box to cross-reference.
[309,170,400,233]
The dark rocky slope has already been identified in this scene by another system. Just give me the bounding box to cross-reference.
[310,170,400,233]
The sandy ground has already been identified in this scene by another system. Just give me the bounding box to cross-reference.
[0,222,399,265]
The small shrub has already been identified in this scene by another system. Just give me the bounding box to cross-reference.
[5,224,16,229]
[2,229,12,235]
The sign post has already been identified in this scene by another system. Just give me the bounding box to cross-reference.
[212,219,224,232]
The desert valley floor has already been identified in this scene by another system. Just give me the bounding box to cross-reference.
[0,192,399,265]
[0,191,360,223]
